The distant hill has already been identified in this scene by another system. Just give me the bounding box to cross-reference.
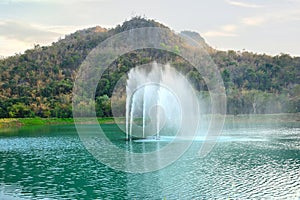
[0,17,299,118]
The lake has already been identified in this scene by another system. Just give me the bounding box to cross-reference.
[0,122,299,199]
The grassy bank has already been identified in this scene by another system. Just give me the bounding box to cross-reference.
[0,114,299,129]
[0,118,73,128]
[0,117,117,128]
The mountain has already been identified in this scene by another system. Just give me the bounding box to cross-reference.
[0,17,299,118]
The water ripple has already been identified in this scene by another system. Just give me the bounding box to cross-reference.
[0,125,299,199]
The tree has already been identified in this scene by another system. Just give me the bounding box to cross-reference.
[8,103,34,118]
[95,95,111,117]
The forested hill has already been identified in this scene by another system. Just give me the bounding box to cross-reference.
[0,17,299,118]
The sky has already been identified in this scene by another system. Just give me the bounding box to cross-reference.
[0,0,300,57]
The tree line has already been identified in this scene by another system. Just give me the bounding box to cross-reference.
[0,17,299,118]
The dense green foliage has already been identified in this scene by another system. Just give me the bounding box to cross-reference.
[0,17,299,118]
[212,51,300,114]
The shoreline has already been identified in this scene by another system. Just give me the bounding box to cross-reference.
[0,117,118,128]
[0,113,299,129]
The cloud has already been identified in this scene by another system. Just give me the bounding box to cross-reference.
[222,24,237,32]
[0,20,65,56]
[0,20,61,43]
[35,25,89,35]
[0,19,112,57]
[0,0,107,4]
[0,37,32,56]
[241,9,300,26]
[203,31,237,37]
[242,16,266,26]
[203,24,238,38]
[0,0,49,4]
[225,0,263,8]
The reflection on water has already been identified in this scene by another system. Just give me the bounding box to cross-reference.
[0,124,299,199]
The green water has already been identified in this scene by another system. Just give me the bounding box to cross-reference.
[0,123,300,199]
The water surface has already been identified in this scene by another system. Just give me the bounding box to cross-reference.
[0,123,299,199]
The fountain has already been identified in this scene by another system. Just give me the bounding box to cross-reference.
[125,62,200,141]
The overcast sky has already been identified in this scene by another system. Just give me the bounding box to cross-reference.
[0,0,299,57]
